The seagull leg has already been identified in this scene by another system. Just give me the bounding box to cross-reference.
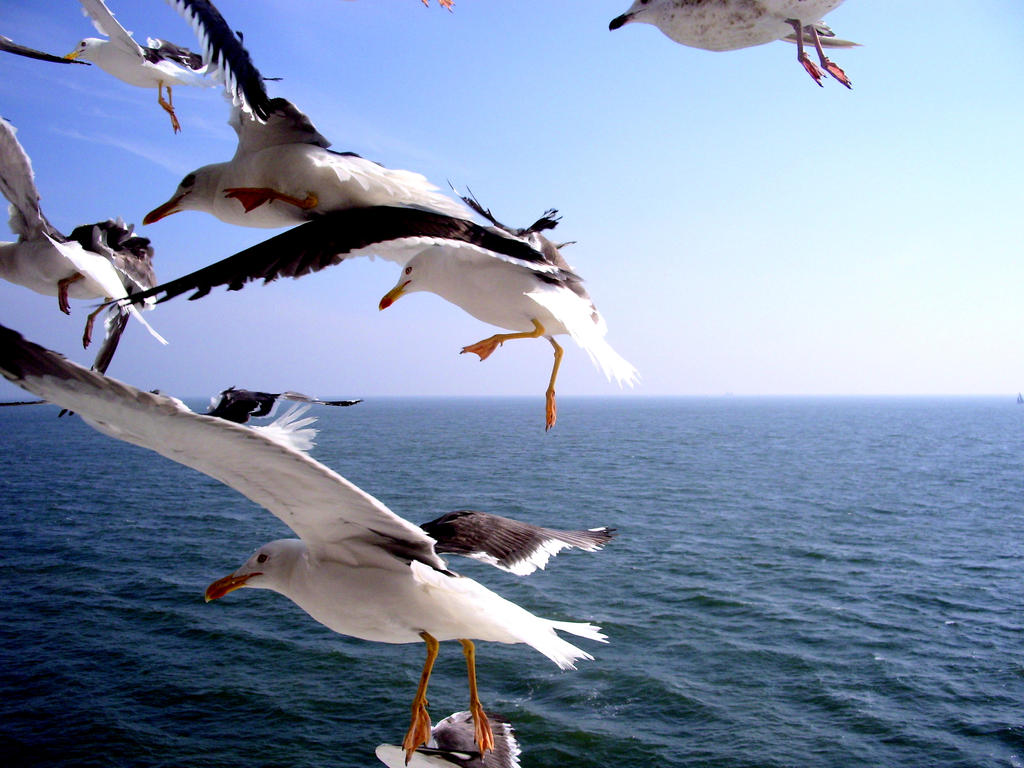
[786,19,824,87]
[545,337,564,432]
[57,273,84,314]
[460,318,545,361]
[222,187,319,214]
[82,302,108,348]
[158,83,181,133]
[808,24,852,88]
[459,639,494,754]
[403,631,439,763]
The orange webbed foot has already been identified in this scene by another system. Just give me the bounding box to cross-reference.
[460,336,502,361]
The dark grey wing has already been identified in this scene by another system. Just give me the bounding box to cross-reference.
[67,219,157,293]
[89,306,129,374]
[453,188,588,298]
[431,711,520,768]
[144,38,203,69]
[0,35,89,64]
[120,206,556,306]
[280,392,362,408]
[166,0,271,120]
[421,510,615,576]
[207,387,278,423]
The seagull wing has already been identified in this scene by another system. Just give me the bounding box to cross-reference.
[230,98,330,154]
[167,0,271,120]
[0,35,90,65]
[88,306,129,374]
[0,117,58,240]
[78,0,144,58]
[0,324,445,569]
[422,510,615,576]
[121,206,563,305]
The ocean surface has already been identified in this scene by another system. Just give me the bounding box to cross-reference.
[1,396,1022,768]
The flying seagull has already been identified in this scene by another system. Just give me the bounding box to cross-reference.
[0,323,614,761]
[0,34,90,65]
[0,117,164,372]
[65,0,213,132]
[610,0,855,88]
[207,386,361,424]
[143,97,470,228]
[123,201,637,430]
[376,710,521,768]
[140,0,464,226]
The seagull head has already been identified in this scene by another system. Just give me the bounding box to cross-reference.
[378,252,442,310]
[143,167,216,224]
[609,0,654,30]
[64,38,104,62]
[205,539,305,601]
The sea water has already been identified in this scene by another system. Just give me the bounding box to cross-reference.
[1,397,1022,767]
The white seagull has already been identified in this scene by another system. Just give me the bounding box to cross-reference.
[609,0,855,88]
[0,324,614,761]
[139,0,465,225]
[125,199,638,430]
[143,97,470,228]
[0,117,164,372]
[65,0,212,132]
[376,710,521,768]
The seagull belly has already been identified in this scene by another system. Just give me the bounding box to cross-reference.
[281,561,532,646]
[425,258,568,336]
[0,240,110,299]
[651,0,843,50]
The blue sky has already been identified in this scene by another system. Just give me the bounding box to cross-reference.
[1,0,1023,402]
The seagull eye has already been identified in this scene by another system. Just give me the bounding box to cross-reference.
[404,266,412,276]
[181,173,196,189]
[256,553,269,564]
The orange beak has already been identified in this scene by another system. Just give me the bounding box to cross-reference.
[143,194,185,225]
[204,571,260,602]
[378,280,410,310]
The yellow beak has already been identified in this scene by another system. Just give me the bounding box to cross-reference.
[378,280,410,311]
[64,49,83,61]
[143,194,185,225]
[204,572,259,602]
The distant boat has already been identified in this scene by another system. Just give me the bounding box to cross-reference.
[1017,393,1023,404]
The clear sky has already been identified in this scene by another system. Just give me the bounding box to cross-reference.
[1,0,1022,403]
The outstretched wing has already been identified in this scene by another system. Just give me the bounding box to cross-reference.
[0,325,445,571]
[422,509,615,576]
[166,0,272,119]
[0,117,57,240]
[78,0,144,57]
[121,206,564,305]
[0,35,91,65]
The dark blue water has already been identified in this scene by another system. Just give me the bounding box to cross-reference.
[1,397,1022,767]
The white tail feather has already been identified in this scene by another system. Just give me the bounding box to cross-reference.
[251,405,318,453]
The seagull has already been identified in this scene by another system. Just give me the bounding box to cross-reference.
[379,192,639,430]
[140,0,464,226]
[1,34,90,65]
[123,201,638,430]
[609,0,855,88]
[143,97,470,228]
[64,0,213,132]
[376,710,521,768]
[207,386,361,424]
[0,323,614,761]
[0,117,164,372]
